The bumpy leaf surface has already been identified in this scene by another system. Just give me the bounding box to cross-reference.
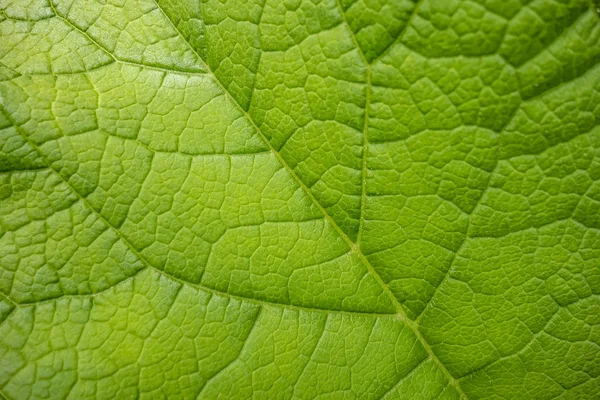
[1,0,600,399]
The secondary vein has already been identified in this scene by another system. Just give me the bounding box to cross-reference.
[1,107,395,318]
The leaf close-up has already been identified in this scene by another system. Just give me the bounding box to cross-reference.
[1,0,599,398]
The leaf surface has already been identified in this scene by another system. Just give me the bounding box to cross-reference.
[1,0,599,399]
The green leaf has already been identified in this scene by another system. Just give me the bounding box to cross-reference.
[1,0,599,398]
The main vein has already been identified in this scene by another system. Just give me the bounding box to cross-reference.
[145,0,467,396]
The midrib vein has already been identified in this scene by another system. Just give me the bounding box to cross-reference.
[148,1,467,396]
[332,0,372,245]
[358,66,371,244]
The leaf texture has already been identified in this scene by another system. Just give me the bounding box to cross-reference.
[0,0,599,399]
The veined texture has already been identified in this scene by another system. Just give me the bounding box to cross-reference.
[1,0,599,399]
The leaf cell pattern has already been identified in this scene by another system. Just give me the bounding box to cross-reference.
[1,0,599,399]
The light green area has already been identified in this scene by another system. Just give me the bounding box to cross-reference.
[0,0,599,398]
